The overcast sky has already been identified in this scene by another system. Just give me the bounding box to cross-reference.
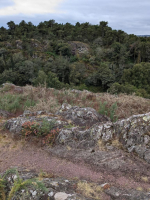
[0,0,150,35]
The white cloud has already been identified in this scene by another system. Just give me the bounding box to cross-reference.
[0,0,65,15]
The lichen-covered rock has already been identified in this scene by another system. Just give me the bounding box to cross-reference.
[56,103,110,128]
[68,41,89,55]
[4,103,150,164]
[105,186,150,200]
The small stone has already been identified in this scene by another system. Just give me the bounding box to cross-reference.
[54,192,69,200]
[30,190,33,193]
[32,190,37,196]
[144,135,150,144]
[115,192,120,197]
[48,191,54,197]
[13,175,18,180]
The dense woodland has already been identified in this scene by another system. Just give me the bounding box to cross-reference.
[0,20,150,98]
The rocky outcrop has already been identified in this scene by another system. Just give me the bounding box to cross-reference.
[2,103,150,199]
[68,41,89,55]
[56,103,110,128]
[4,104,150,163]
[15,40,22,49]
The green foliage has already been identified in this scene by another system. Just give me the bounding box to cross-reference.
[108,82,150,98]
[37,119,56,137]
[85,62,115,89]
[1,19,150,98]
[47,71,63,89]
[108,82,137,95]
[121,62,150,93]
[69,62,86,85]
[0,168,18,200]
[99,101,118,122]
[33,70,47,86]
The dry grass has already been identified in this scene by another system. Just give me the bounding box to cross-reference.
[1,84,150,120]
[77,181,103,199]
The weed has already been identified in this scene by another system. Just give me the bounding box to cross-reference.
[77,181,103,200]
[38,170,54,179]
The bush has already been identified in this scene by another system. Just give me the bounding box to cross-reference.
[99,101,118,122]
[108,82,150,98]
[108,82,137,95]
[22,119,59,145]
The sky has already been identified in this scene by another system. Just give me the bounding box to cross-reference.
[0,0,150,35]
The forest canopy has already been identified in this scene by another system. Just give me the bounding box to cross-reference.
[0,20,150,98]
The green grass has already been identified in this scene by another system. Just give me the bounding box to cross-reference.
[0,93,37,113]
[0,94,23,112]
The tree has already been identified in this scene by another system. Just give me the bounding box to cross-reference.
[85,63,115,90]
[121,62,150,93]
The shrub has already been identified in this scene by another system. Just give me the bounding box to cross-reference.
[108,82,137,95]
[22,119,59,145]
[108,82,150,98]
[99,101,118,122]
[0,94,23,112]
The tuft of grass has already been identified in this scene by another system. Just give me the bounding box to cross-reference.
[77,181,103,200]
[141,176,149,182]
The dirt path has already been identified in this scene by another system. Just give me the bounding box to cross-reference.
[1,132,150,193]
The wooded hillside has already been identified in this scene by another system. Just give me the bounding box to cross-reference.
[0,20,150,98]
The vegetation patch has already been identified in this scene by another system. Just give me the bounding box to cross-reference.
[77,181,103,199]
[0,168,47,200]
[22,119,59,145]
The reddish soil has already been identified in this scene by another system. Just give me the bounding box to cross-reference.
[0,132,150,193]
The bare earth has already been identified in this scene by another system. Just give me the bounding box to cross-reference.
[1,131,150,194]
